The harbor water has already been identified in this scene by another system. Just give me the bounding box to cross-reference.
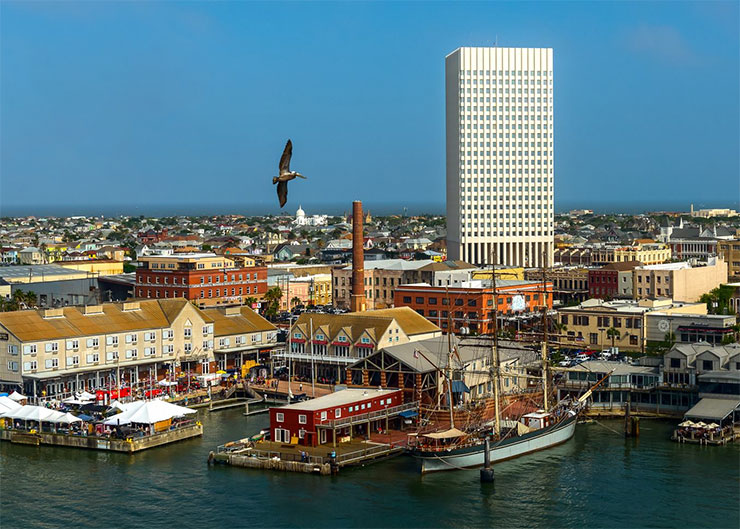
[2,409,738,529]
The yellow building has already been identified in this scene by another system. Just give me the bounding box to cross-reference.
[718,239,740,281]
[55,260,124,276]
[591,243,671,266]
[472,266,524,282]
[0,299,277,398]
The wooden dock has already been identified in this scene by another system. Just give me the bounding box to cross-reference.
[1,423,203,453]
[211,437,406,475]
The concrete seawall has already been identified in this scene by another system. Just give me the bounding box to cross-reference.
[0,423,203,453]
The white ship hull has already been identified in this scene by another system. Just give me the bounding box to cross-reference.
[413,412,578,473]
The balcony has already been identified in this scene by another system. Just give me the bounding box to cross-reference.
[316,401,418,429]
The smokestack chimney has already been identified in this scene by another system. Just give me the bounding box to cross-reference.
[350,200,366,312]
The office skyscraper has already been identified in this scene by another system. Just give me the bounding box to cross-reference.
[446,47,554,267]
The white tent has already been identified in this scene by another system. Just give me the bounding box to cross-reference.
[157,380,177,387]
[2,405,66,423]
[8,391,27,402]
[0,396,21,412]
[78,391,96,401]
[103,400,195,426]
[54,412,83,424]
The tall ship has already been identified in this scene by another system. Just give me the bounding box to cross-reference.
[407,260,605,473]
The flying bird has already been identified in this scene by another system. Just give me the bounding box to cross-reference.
[273,139,306,208]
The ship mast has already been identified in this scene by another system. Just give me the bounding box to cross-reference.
[446,288,455,429]
[490,246,502,436]
[541,259,550,413]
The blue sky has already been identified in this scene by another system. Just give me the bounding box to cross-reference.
[1,1,738,216]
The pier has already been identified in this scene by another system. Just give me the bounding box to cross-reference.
[212,434,407,475]
[0,422,203,453]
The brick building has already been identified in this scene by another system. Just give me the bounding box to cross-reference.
[135,253,267,307]
[588,261,641,300]
[394,279,553,335]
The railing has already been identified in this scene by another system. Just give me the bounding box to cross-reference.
[316,401,418,429]
[272,351,357,364]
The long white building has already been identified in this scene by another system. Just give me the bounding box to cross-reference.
[446,47,554,267]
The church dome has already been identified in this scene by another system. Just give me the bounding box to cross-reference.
[296,205,306,217]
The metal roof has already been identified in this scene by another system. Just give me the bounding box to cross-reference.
[277,388,401,412]
[684,397,740,421]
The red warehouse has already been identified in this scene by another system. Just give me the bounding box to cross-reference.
[269,388,408,447]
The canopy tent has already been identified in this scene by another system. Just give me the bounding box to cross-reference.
[694,422,708,428]
[109,401,127,411]
[706,423,720,429]
[102,400,195,426]
[399,410,418,419]
[423,427,467,440]
[684,397,740,423]
[8,391,27,402]
[157,380,178,387]
[0,396,22,412]
[56,412,83,424]
[678,420,696,427]
[78,391,96,401]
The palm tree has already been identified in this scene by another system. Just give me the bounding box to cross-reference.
[24,290,37,308]
[263,286,283,317]
[291,296,301,308]
[606,327,621,349]
[244,296,257,308]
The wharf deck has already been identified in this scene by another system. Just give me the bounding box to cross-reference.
[213,435,407,475]
[0,423,203,453]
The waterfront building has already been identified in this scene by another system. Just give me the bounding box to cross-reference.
[269,388,404,446]
[632,257,728,302]
[347,335,537,406]
[445,47,554,267]
[277,307,441,384]
[0,299,277,399]
[393,279,552,334]
[718,239,740,281]
[135,253,267,307]
[556,298,706,351]
[557,361,695,414]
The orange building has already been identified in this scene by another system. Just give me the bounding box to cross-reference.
[394,279,553,334]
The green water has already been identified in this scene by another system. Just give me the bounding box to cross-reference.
[1,410,738,529]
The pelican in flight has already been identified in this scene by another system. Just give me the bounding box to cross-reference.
[273,139,306,208]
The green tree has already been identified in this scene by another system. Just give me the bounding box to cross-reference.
[263,287,283,317]
[291,296,301,308]
[700,286,734,315]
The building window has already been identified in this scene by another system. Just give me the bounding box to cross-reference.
[298,414,307,424]
[335,408,341,418]
[276,413,284,422]
[670,358,680,369]
[403,296,412,303]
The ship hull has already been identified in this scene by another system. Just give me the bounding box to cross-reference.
[412,412,578,473]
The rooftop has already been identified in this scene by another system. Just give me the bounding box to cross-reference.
[277,388,401,411]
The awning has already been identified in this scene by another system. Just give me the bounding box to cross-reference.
[423,427,467,439]
[684,397,740,422]
[399,410,418,419]
[451,380,470,394]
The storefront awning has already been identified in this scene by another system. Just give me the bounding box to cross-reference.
[399,409,418,419]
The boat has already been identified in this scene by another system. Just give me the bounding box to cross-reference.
[407,253,607,473]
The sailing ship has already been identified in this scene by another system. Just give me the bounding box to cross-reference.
[408,255,605,473]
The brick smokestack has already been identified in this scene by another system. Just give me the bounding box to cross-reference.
[350,200,366,312]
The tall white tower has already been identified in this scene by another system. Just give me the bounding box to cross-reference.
[446,47,554,267]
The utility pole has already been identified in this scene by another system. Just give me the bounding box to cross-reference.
[541,260,550,413]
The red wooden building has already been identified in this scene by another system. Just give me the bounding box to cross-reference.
[269,388,404,447]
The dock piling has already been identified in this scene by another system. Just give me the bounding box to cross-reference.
[480,438,494,483]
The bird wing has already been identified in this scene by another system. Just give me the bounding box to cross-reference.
[277,180,288,208]
[279,140,292,175]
